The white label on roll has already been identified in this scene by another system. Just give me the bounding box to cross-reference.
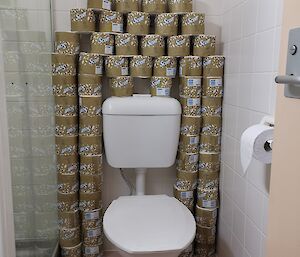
[87,228,101,237]
[84,211,100,220]
[105,45,113,54]
[85,246,99,255]
[180,191,193,199]
[95,65,103,75]
[102,0,112,10]
[202,200,217,208]
[156,88,170,96]
[166,68,176,77]
[187,98,200,107]
[121,67,129,75]
[190,136,199,145]
[188,78,201,87]
[112,23,123,33]
[209,78,222,87]
[189,154,198,163]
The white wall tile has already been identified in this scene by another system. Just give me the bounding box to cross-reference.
[242,0,258,37]
[232,234,244,257]
[245,218,262,257]
[232,172,246,211]
[257,0,280,32]
[240,36,255,73]
[232,203,245,244]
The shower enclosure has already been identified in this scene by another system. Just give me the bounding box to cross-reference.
[0,0,58,256]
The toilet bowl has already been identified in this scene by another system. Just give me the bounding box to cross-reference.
[103,195,196,257]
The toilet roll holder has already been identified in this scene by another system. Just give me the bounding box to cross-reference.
[261,116,274,152]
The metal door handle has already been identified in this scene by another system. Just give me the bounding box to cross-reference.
[275,75,300,85]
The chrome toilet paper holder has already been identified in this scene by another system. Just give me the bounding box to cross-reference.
[261,116,274,151]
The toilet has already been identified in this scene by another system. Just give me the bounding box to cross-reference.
[102,95,196,257]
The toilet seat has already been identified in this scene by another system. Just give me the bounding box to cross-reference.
[103,195,196,254]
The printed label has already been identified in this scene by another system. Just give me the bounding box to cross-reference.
[209,78,222,87]
[95,65,103,75]
[202,200,217,208]
[188,78,201,87]
[85,246,99,255]
[189,154,199,163]
[112,23,123,33]
[190,136,199,145]
[180,191,194,199]
[187,98,200,107]
[166,68,176,77]
[105,45,113,54]
[156,88,170,96]
[84,211,100,220]
[87,228,101,238]
[121,67,129,75]
[103,0,112,10]
[133,15,145,24]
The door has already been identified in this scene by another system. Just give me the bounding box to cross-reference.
[266,0,300,256]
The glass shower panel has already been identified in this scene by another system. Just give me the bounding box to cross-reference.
[0,0,58,256]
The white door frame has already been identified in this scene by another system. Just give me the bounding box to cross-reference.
[0,38,16,257]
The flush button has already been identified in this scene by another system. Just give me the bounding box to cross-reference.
[289,45,297,55]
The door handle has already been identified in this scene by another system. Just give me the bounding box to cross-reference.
[275,75,300,86]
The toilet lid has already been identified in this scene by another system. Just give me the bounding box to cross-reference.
[103,195,196,254]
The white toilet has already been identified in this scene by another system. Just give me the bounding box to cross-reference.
[102,95,196,257]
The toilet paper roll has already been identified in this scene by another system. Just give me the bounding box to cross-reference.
[240,124,274,174]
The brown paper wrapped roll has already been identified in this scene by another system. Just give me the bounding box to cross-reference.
[55,32,80,54]
[61,243,82,257]
[201,116,222,136]
[169,0,193,13]
[194,241,215,257]
[199,134,221,153]
[55,116,78,137]
[141,35,165,57]
[182,13,205,35]
[179,76,202,98]
[78,75,102,97]
[180,97,201,116]
[176,169,198,191]
[179,134,199,154]
[150,76,173,97]
[57,155,79,175]
[79,135,103,156]
[82,226,102,245]
[199,153,220,172]
[53,75,77,96]
[105,56,129,77]
[58,173,79,194]
[115,34,139,56]
[203,77,223,97]
[88,0,112,10]
[195,225,216,245]
[83,244,104,257]
[168,35,190,57]
[201,97,222,117]
[197,187,219,209]
[127,12,150,35]
[142,0,167,13]
[193,35,216,57]
[55,96,78,117]
[99,10,124,33]
[198,170,219,191]
[173,185,194,211]
[59,227,81,248]
[180,115,202,135]
[115,0,139,12]
[130,55,153,78]
[79,97,102,117]
[57,191,79,212]
[178,244,193,257]
[79,191,102,211]
[55,136,78,156]
[153,56,177,78]
[90,32,115,55]
[82,209,102,229]
[203,56,225,77]
[80,155,103,175]
[179,56,203,77]
[58,210,80,229]
[79,53,103,75]
[52,54,77,76]
[195,205,217,228]
[80,174,102,193]
[176,152,199,172]
[80,116,103,136]
[155,13,178,36]
[110,76,134,97]
[70,9,96,32]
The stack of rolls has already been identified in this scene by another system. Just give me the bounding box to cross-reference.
[53,32,81,257]
[78,52,104,257]
[195,55,225,257]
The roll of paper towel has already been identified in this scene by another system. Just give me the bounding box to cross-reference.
[240,124,274,174]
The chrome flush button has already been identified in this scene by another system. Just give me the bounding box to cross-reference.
[289,45,297,55]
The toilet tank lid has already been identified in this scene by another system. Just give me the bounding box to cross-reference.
[102,95,182,115]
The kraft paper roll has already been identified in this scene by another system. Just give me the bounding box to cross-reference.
[240,124,274,174]
[61,243,82,257]
[142,0,167,13]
